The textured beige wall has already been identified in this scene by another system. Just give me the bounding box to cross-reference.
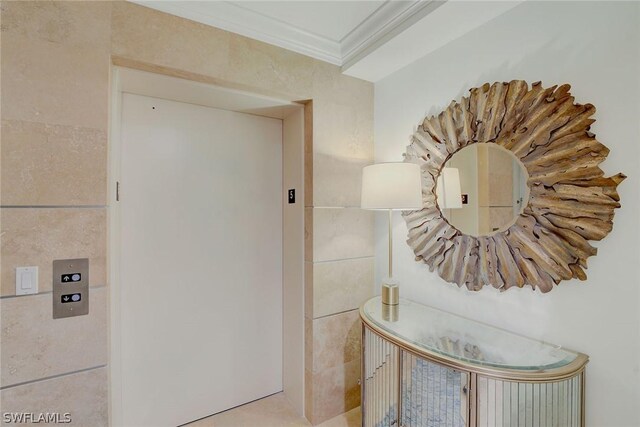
[1,2,111,425]
[0,2,373,425]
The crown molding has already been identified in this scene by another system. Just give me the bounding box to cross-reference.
[132,1,446,70]
[133,0,342,65]
[133,1,343,65]
[343,0,522,81]
[341,1,445,71]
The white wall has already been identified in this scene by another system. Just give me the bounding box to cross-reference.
[374,2,640,426]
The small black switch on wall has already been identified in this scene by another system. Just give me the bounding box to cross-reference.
[288,189,295,204]
[461,194,469,205]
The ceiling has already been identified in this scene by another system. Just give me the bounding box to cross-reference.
[132,1,522,82]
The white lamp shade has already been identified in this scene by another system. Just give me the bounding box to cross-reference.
[436,167,462,209]
[361,163,423,210]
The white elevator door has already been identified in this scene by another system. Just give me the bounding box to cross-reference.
[119,94,283,427]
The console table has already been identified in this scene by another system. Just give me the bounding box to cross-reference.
[360,297,588,427]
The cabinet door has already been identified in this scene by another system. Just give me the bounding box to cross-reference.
[363,329,400,427]
[400,351,468,427]
[475,375,582,427]
[363,329,470,427]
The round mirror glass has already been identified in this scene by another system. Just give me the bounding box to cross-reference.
[436,144,529,237]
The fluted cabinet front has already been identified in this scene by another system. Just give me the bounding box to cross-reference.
[475,376,582,427]
[360,297,587,427]
[363,328,399,427]
[364,328,469,427]
[400,351,468,427]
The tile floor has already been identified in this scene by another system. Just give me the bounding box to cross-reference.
[184,393,361,427]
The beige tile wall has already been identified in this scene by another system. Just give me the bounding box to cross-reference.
[1,208,107,296]
[0,2,374,425]
[1,121,107,206]
[0,2,111,424]
[0,368,109,427]
[1,288,108,388]
[312,258,374,319]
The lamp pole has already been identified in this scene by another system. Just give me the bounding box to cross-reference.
[388,209,393,279]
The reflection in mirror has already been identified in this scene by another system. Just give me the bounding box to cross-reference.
[437,144,529,236]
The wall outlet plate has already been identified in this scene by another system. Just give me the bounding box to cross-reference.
[15,266,38,295]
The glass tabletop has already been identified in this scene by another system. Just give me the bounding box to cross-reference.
[361,296,581,371]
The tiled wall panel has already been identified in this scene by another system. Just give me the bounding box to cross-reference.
[312,208,374,263]
[0,208,107,296]
[0,368,108,427]
[313,258,374,319]
[0,121,107,206]
[1,288,107,388]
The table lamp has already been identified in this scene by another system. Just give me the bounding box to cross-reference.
[361,162,423,306]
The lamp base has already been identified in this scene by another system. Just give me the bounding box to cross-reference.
[381,303,399,322]
[381,278,399,306]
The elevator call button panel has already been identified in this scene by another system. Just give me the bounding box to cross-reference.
[53,258,89,319]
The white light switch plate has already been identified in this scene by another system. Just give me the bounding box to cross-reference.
[16,266,38,295]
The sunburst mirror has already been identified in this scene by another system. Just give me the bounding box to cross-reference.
[402,80,625,292]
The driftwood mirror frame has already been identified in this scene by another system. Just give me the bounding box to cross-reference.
[402,80,625,293]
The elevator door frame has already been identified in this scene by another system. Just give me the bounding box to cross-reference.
[108,66,306,426]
